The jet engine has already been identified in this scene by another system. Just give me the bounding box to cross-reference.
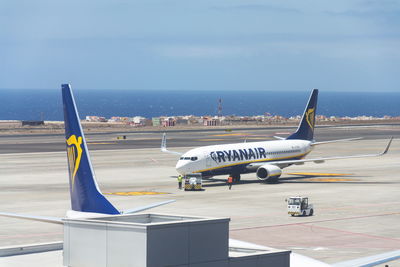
[256,164,282,182]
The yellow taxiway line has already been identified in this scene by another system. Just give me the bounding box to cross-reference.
[105,191,169,196]
[287,172,352,176]
[301,178,356,182]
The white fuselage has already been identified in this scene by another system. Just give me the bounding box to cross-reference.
[176,139,313,176]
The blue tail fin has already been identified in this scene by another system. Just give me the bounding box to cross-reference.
[286,89,318,141]
[62,84,119,215]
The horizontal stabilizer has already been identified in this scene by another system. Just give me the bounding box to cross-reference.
[161,133,183,156]
[273,136,286,140]
[312,137,363,145]
[0,212,63,224]
[122,199,176,214]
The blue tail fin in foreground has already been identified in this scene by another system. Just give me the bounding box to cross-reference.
[62,84,119,215]
[286,89,318,141]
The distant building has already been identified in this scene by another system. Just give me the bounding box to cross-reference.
[162,117,176,127]
[176,118,189,125]
[132,116,146,126]
[203,116,219,126]
[109,116,129,122]
[86,116,107,122]
[21,121,44,126]
[152,117,161,126]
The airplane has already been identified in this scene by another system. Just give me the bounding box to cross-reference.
[162,89,393,182]
[0,84,175,224]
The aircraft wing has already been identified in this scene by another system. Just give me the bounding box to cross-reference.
[161,133,183,156]
[248,137,392,168]
[332,249,400,267]
[0,212,63,224]
[121,199,176,214]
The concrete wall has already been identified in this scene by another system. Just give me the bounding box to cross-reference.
[64,222,150,267]
[229,252,290,267]
[147,220,229,267]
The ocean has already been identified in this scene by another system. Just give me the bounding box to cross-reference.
[0,89,399,121]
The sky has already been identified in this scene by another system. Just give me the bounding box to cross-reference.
[0,0,399,91]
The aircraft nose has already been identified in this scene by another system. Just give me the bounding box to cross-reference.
[175,161,187,174]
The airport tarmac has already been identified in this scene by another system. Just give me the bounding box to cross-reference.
[0,123,398,153]
[0,126,399,266]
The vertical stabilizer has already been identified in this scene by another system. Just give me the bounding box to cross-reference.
[62,84,119,215]
[286,89,318,141]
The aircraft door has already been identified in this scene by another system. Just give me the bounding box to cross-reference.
[206,154,212,167]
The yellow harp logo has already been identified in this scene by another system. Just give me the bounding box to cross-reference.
[306,108,315,129]
[66,135,83,190]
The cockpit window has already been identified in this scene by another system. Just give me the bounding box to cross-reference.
[180,157,196,161]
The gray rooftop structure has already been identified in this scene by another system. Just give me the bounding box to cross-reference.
[63,213,290,267]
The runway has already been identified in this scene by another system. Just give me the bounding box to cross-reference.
[0,124,398,154]
[0,126,399,265]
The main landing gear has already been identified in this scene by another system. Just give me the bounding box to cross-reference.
[230,174,241,182]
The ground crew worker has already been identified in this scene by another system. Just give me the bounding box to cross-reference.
[227,176,233,190]
[178,175,183,189]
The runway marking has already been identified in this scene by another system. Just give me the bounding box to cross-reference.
[299,224,400,243]
[287,172,352,176]
[211,133,246,136]
[87,142,116,145]
[105,191,169,196]
[196,139,225,141]
[0,231,62,239]
[231,212,400,234]
[149,157,159,163]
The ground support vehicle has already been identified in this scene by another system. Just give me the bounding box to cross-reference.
[287,197,314,216]
[184,174,202,191]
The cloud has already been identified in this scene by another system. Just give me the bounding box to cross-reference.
[210,4,301,14]
[153,44,252,59]
[325,0,400,24]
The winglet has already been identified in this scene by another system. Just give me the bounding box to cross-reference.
[381,137,393,155]
[161,133,167,152]
[160,133,183,155]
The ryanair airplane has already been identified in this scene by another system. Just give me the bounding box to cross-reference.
[162,89,392,182]
[0,84,174,224]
